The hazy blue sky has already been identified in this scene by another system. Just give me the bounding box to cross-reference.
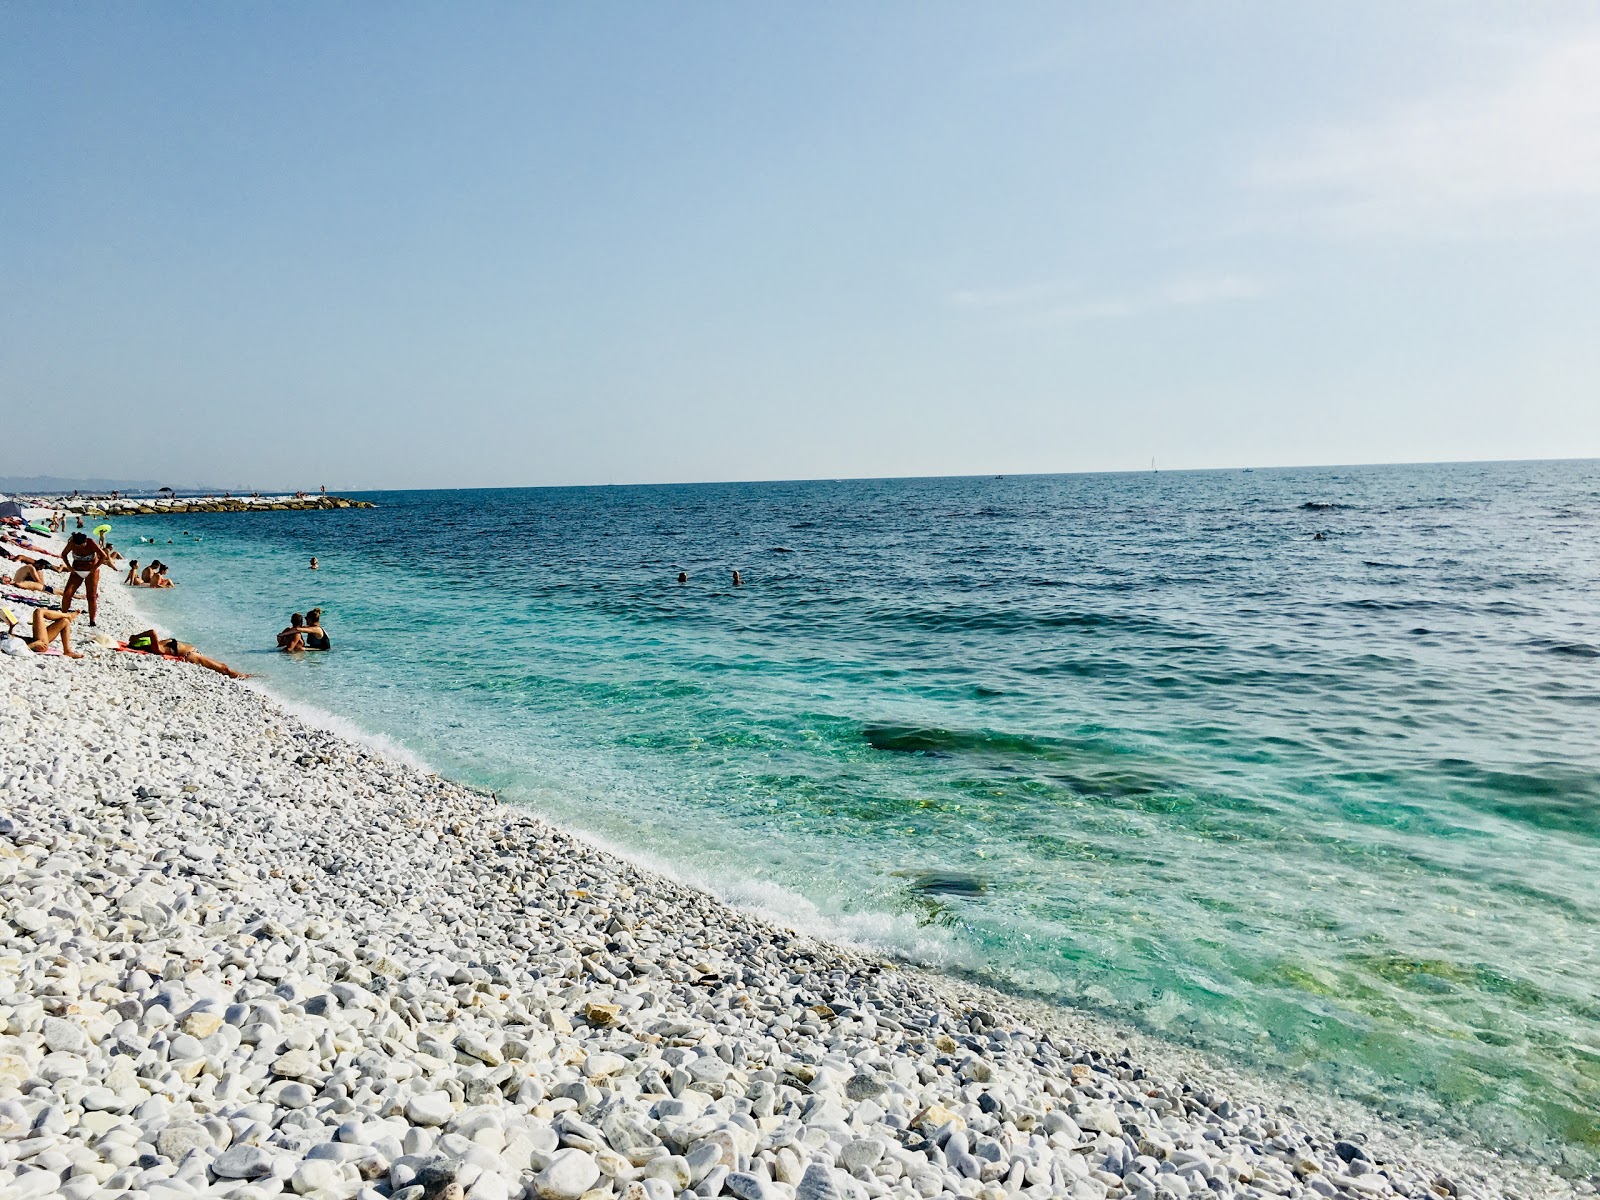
[4,4,1598,489]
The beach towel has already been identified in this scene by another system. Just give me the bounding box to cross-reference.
[1,590,51,609]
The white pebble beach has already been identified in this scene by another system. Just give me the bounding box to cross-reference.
[1,523,1582,1200]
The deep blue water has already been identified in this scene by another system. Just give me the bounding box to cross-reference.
[111,462,1600,1169]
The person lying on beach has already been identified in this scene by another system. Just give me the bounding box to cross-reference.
[300,608,330,650]
[22,607,83,658]
[3,536,54,558]
[278,613,306,652]
[125,629,249,678]
[59,532,112,626]
[7,559,55,593]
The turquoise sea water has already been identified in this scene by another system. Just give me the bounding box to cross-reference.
[109,463,1600,1170]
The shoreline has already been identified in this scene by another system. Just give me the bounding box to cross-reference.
[1,530,1584,1200]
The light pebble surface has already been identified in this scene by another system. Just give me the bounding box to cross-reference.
[0,531,1584,1200]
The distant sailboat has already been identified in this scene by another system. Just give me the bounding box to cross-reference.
[1151,457,1158,473]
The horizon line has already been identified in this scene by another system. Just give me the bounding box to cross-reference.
[5,453,1595,497]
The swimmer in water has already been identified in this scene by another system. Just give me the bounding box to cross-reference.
[732,570,743,587]
[310,556,318,570]
[677,571,687,583]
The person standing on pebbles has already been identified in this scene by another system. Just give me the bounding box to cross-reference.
[59,532,112,626]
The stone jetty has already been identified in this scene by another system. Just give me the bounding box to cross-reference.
[30,495,375,517]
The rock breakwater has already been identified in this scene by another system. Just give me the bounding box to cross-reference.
[29,496,375,517]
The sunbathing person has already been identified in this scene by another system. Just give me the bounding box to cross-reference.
[27,607,83,658]
[125,629,249,678]
[8,559,55,593]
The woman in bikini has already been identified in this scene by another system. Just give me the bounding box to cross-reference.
[125,629,249,678]
[3,605,83,658]
[59,532,112,626]
[29,607,83,657]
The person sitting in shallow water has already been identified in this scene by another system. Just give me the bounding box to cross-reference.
[299,607,330,651]
[126,629,248,677]
[278,612,306,652]
[124,560,141,585]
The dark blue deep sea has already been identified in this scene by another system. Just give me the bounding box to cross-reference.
[112,461,1600,1169]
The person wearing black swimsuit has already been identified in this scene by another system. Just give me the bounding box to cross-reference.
[300,607,331,650]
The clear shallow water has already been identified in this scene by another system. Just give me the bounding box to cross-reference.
[111,463,1600,1170]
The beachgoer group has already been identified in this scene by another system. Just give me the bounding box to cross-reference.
[1,507,244,674]
[278,608,331,652]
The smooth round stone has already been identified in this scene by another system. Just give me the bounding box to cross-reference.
[158,1123,215,1161]
[213,1144,277,1179]
[39,1052,89,1083]
[278,1082,316,1109]
[795,1163,844,1200]
[8,1169,65,1200]
[11,907,49,934]
[182,1011,225,1039]
[840,1139,885,1174]
[43,1016,93,1056]
[272,1049,318,1079]
[167,1033,206,1061]
[467,1170,511,1200]
[687,1057,728,1085]
[725,1172,782,1200]
[535,1148,601,1200]
[290,1157,344,1194]
[80,1086,122,1112]
[582,1053,628,1080]
[405,1092,455,1127]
